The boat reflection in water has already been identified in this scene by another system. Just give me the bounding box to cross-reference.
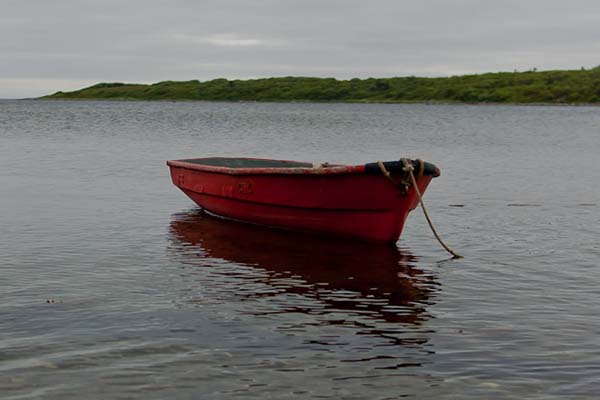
[168,209,440,332]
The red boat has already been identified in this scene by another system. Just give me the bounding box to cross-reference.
[167,157,440,243]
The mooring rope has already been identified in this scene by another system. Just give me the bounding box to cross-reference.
[378,159,463,259]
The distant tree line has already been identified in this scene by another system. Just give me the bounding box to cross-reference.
[44,67,600,104]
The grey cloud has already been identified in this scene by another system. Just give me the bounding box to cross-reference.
[2,0,600,97]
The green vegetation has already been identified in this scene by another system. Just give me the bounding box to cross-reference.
[43,68,600,104]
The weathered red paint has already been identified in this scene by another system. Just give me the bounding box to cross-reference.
[167,157,436,243]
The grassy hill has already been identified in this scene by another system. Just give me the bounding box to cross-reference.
[43,68,600,104]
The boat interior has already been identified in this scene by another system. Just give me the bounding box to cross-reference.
[179,157,314,169]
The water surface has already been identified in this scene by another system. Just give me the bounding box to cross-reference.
[1,100,599,399]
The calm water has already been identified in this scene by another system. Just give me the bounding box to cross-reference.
[1,100,599,399]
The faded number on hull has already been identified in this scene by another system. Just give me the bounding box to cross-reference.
[221,185,234,197]
[237,182,253,194]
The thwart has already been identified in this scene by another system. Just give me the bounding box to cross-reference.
[167,157,440,243]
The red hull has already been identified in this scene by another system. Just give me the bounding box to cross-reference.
[167,157,437,243]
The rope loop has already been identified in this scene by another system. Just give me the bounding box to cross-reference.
[377,160,411,193]
[376,160,393,181]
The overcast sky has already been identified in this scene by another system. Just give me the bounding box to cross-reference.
[2,0,600,98]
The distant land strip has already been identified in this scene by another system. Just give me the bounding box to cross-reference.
[42,68,600,104]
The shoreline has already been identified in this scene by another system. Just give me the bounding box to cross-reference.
[30,97,600,107]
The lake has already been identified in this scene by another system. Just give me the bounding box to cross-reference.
[1,100,599,399]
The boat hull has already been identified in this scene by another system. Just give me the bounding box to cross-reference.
[167,158,435,243]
